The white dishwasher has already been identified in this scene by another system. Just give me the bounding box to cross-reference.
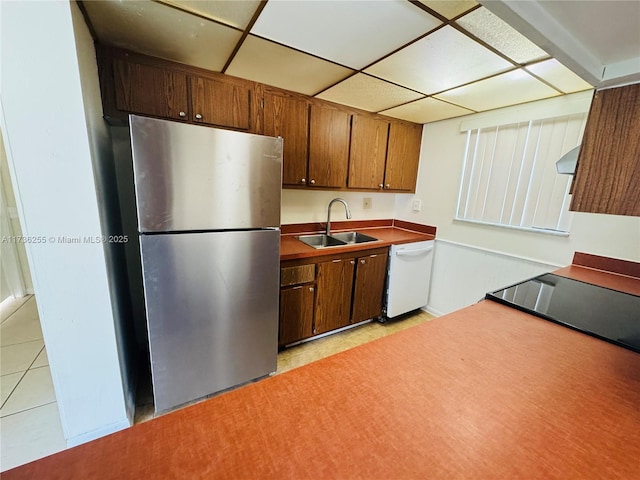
[384,240,434,319]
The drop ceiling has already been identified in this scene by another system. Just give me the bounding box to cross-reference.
[80,0,638,125]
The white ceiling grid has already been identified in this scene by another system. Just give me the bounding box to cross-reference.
[82,0,597,124]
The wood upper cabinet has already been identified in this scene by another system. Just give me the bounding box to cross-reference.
[570,83,640,216]
[348,115,389,189]
[384,121,423,191]
[314,258,355,335]
[351,252,388,323]
[308,104,351,188]
[264,90,309,186]
[190,76,251,130]
[113,59,189,121]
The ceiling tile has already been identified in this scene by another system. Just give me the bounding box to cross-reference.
[365,26,512,94]
[316,74,424,112]
[418,0,478,19]
[84,0,241,72]
[250,0,442,69]
[157,0,262,29]
[380,97,474,123]
[435,69,561,111]
[456,7,549,64]
[525,59,593,94]
[226,36,354,96]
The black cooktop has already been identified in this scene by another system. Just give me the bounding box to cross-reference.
[486,273,640,353]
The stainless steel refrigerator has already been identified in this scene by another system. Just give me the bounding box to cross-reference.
[128,115,282,413]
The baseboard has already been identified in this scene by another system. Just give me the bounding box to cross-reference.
[66,419,131,448]
[422,306,444,317]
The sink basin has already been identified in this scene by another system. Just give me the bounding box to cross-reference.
[297,234,347,248]
[297,232,379,249]
[330,231,379,244]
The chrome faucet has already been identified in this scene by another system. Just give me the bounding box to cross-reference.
[326,198,352,236]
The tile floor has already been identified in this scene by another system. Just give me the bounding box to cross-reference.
[0,295,66,472]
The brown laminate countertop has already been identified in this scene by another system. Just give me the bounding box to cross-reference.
[280,220,435,261]
[5,258,639,479]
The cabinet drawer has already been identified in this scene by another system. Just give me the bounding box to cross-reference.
[281,264,315,286]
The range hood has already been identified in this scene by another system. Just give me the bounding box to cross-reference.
[556,146,580,174]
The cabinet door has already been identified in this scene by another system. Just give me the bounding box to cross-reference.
[308,104,351,188]
[315,258,355,335]
[190,76,251,130]
[264,91,309,186]
[351,252,389,323]
[348,115,389,189]
[570,83,640,216]
[113,58,189,120]
[384,121,422,191]
[279,284,315,347]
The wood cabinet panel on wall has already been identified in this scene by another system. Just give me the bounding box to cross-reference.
[190,76,251,130]
[314,258,355,335]
[279,285,315,347]
[264,91,309,186]
[385,121,423,191]
[351,252,388,323]
[308,104,351,188]
[570,83,640,216]
[113,59,189,121]
[348,115,389,189]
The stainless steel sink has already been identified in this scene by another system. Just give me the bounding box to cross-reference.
[297,231,379,249]
[330,231,379,244]
[297,234,347,248]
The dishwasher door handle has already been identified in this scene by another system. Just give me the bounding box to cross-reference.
[395,246,433,256]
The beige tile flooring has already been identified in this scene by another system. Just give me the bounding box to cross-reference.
[0,296,66,472]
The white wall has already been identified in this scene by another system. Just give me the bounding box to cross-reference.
[395,92,640,314]
[1,0,130,445]
[281,189,395,224]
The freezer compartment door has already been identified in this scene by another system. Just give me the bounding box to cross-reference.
[141,229,280,413]
[386,240,434,318]
[130,115,282,232]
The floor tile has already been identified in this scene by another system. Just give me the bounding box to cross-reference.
[31,347,49,369]
[0,296,31,325]
[0,402,66,472]
[1,372,24,406]
[0,366,56,417]
[0,298,43,347]
[0,340,44,375]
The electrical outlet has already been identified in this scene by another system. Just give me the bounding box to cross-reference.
[412,199,422,212]
[363,197,372,209]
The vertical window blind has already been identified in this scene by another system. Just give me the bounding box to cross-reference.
[456,112,588,234]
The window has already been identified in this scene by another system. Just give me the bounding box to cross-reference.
[456,112,588,234]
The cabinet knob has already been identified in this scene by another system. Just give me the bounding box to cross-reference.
[300,178,307,184]
[350,260,355,265]
[179,111,186,118]
[309,287,314,292]
[309,179,316,185]
[195,113,203,120]
[378,183,384,188]
[360,259,366,264]
[385,183,390,189]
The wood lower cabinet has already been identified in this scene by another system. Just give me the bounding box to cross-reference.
[279,247,389,347]
[279,285,315,347]
[315,258,356,335]
[570,83,640,216]
[263,90,309,186]
[352,252,389,323]
[308,104,351,188]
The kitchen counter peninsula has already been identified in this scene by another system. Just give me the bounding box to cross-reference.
[4,253,639,479]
